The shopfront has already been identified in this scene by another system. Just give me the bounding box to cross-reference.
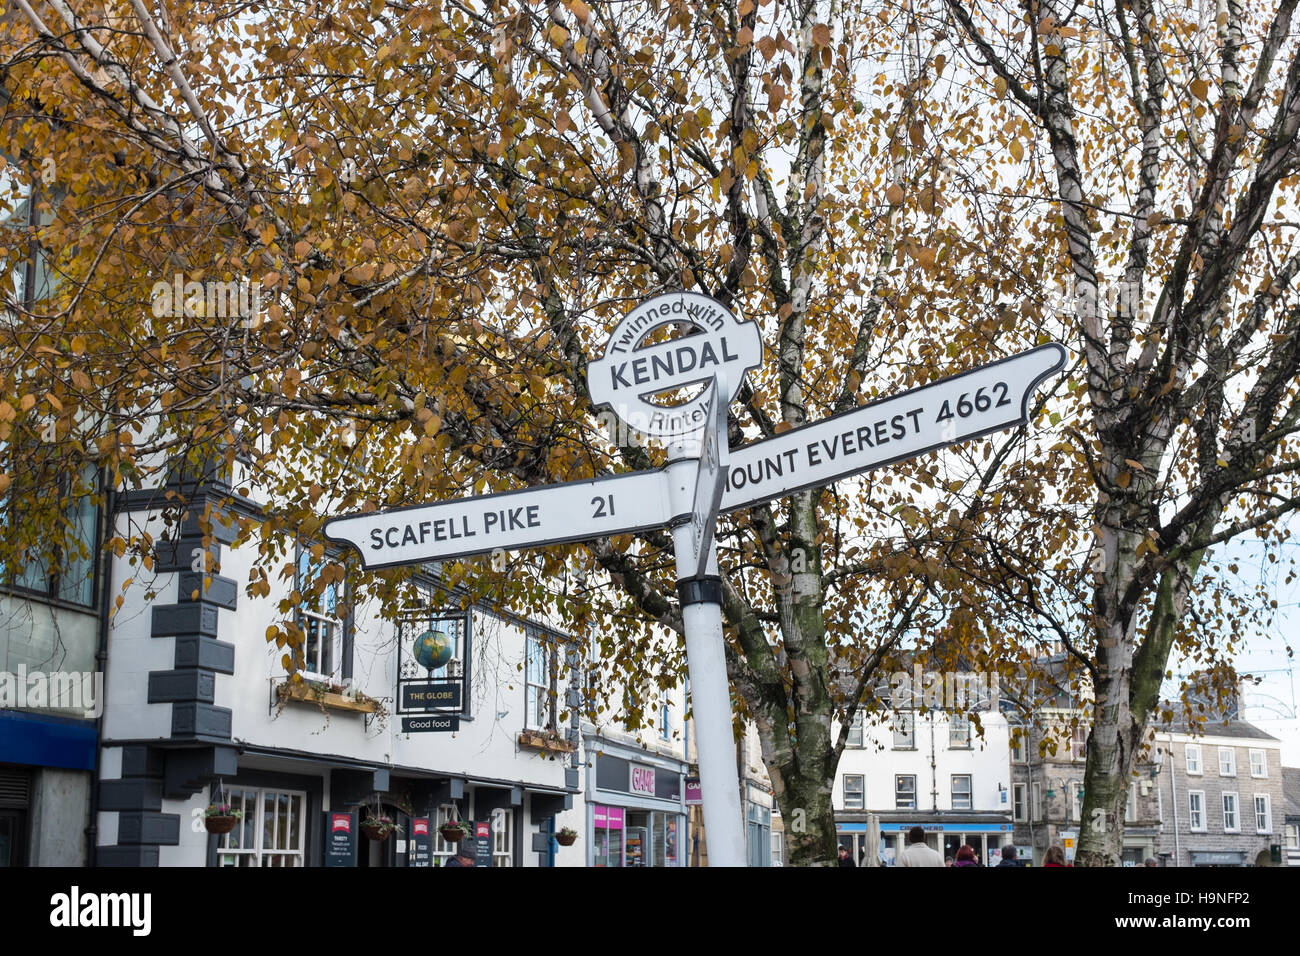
[837,820,1015,865]
[587,743,687,867]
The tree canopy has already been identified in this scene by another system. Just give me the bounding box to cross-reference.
[2,0,1298,865]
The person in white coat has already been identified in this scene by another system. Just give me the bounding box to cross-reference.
[895,826,945,867]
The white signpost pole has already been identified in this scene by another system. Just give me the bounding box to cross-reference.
[665,372,747,867]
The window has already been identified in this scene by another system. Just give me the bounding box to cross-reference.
[658,696,671,740]
[433,804,461,861]
[1188,791,1206,831]
[771,830,784,866]
[1013,783,1027,822]
[843,774,864,810]
[893,711,915,749]
[2,462,100,608]
[895,775,916,810]
[1032,782,1042,821]
[1222,792,1239,832]
[294,547,344,680]
[1253,795,1270,833]
[1249,749,1267,778]
[1185,744,1202,775]
[1287,823,1299,849]
[1125,783,1137,824]
[1070,782,1085,821]
[1218,747,1236,777]
[215,787,306,866]
[846,711,864,748]
[1010,733,1026,764]
[951,775,972,811]
[1070,726,1087,761]
[525,629,556,731]
[949,716,971,749]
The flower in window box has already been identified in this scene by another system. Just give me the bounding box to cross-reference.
[204,803,243,835]
[439,820,473,843]
[555,826,579,846]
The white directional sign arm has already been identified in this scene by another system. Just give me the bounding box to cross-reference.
[720,343,1068,512]
[324,469,677,570]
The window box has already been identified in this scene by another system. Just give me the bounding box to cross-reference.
[275,679,380,715]
[517,728,575,753]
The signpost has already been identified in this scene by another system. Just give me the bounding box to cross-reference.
[323,291,1067,867]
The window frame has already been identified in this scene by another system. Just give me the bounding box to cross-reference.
[1248,749,1267,778]
[1253,794,1270,834]
[950,774,972,811]
[949,715,971,750]
[1222,792,1239,832]
[895,774,916,810]
[1012,783,1027,822]
[1069,726,1087,761]
[215,786,307,867]
[892,710,916,750]
[293,544,347,683]
[1185,743,1202,775]
[1188,790,1206,831]
[524,628,558,732]
[846,710,864,748]
[842,774,865,811]
[1218,747,1236,777]
[2,462,102,610]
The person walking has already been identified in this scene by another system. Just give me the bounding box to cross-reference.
[837,845,856,867]
[996,844,1023,867]
[896,826,945,867]
[952,845,980,867]
[1043,845,1069,867]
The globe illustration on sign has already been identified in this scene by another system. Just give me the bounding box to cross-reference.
[413,629,453,671]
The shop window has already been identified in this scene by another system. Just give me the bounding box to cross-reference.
[893,711,915,749]
[949,716,971,749]
[895,774,916,810]
[1222,792,1239,832]
[951,774,972,811]
[1188,791,1205,831]
[1185,743,1202,774]
[215,786,306,866]
[1254,794,1271,833]
[1218,747,1236,777]
[525,628,557,731]
[843,774,864,810]
[592,804,625,867]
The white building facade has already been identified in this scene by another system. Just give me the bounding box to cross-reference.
[93,464,588,866]
[833,701,1015,864]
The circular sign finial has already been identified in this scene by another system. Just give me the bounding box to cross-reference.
[587,293,762,438]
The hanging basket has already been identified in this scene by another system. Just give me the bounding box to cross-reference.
[440,825,467,843]
[362,823,393,842]
[205,815,239,835]
[556,832,578,847]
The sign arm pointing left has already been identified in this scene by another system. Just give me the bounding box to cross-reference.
[323,468,680,570]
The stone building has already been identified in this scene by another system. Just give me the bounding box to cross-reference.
[1152,720,1287,867]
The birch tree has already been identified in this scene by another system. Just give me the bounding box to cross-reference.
[930,0,1300,864]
